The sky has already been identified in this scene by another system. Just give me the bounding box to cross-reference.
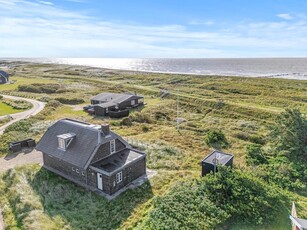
[1,0,307,58]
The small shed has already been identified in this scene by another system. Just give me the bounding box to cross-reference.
[202,150,234,176]
[9,139,36,152]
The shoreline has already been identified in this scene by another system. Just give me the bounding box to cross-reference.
[1,59,307,81]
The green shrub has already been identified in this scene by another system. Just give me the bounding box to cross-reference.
[140,168,288,229]
[270,109,307,157]
[55,97,85,105]
[18,83,67,94]
[1,99,32,110]
[4,119,34,134]
[142,125,149,132]
[205,129,228,148]
[121,117,133,126]
[246,144,267,165]
[130,112,154,124]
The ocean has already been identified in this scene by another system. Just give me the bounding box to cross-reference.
[6,58,307,80]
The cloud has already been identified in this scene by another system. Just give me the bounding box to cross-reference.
[38,1,53,5]
[0,1,307,57]
[189,20,214,26]
[277,13,293,20]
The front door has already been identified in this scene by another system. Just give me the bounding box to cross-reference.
[97,173,103,190]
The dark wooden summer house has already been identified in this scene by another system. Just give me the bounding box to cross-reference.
[0,70,9,84]
[36,119,146,198]
[90,92,144,117]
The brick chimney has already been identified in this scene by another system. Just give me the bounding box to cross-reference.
[101,124,110,136]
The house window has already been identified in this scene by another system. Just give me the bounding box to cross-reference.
[131,100,136,106]
[116,171,122,183]
[139,98,144,103]
[57,133,76,151]
[58,138,66,150]
[110,139,116,154]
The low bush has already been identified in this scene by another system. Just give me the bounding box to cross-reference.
[205,129,228,148]
[4,119,34,134]
[55,97,85,105]
[246,144,267,165]
[140,167,288,229]
[1,99,32,110]
[130,112,154,124]
[18,83,67,94]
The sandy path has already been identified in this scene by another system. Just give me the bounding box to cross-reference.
[0,150,43,173]
[0,95,45,135]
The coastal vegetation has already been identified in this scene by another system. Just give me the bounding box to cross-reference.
[0,62,307,229]
[0,97,31,116]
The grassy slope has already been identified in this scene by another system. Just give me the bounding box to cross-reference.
[0,102,24,116]
[0,63,306,229]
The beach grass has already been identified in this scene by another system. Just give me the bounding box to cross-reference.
[0,62,306,229]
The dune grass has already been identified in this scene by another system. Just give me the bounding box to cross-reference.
[0,62,306,229]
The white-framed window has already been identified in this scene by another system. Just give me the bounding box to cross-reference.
[116,171,122,183]
[58,138,66,150]
[57,133,76,151]
[110,139,116,154]
[131,100,136,106]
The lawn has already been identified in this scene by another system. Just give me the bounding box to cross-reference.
[0,102,24,116]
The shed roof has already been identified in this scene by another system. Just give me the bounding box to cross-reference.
[90,92,143,104]
[202,150,234,165]
[36,119,121,169]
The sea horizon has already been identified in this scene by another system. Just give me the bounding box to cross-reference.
[2,57,307,80]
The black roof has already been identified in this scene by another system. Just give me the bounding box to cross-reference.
[0,70,9,79]
[36,119,129,169]
[90,92,143,103]
[202,150,234,165]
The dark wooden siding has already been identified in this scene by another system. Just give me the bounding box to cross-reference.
[87,168,110,193]
[43,153,86,184]
[93,106,106,116]
[109,157,146,195]
[118,98,144,110]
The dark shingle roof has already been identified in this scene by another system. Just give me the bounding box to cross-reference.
[36,119,123,169]
[0,70,9,79]
[0,70,9,83]
[94,101,117,108]
[90,92,143,104]
[202,150,234,165]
